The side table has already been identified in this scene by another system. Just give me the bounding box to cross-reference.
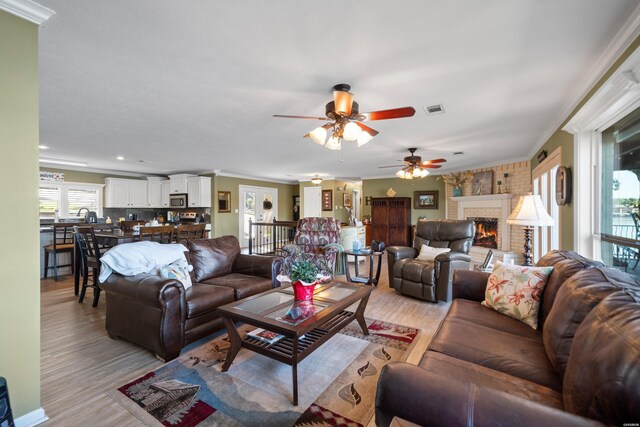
[343,248,384,286]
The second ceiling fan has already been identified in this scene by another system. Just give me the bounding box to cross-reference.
[274,83,415,150]
[379,148,446,179]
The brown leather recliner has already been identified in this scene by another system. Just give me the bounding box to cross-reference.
[386,219,475,302]
[100,235,282,361]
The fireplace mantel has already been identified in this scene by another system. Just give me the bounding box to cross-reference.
[450,193,514,251]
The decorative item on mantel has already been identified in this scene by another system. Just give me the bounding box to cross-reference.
[439,171,473,197]
[472,171,494,195]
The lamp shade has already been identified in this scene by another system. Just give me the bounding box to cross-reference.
[507,194,554,227]
[309,126,327,145]
[311,175,322,185]
[325,136,341,150]
[356,130,374,147]
[342,122,362,141]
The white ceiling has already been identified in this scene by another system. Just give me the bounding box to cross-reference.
[37,0,640,183]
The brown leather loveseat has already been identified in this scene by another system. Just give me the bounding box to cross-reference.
[101,235,281,361]
[375,250,640,426]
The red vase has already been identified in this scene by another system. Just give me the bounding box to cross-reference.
[293,280,316,301]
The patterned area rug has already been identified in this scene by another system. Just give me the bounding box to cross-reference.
[108,317,419,426]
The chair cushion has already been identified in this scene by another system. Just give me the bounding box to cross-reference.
[416,245,450,262]
[420,351,564,410]
[401,261,436,285]
[481,262,553,329]
[543,266,637,379]
[185,283,235,318]
[413,219,475,254]
[428,311,561,391]
[185,236,240,282]
[536,250,604,328]
[201,273,273,300]
[563,288,640,424]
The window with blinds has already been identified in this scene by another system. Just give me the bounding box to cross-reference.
[39,187,60,218]
[68,188,98,214]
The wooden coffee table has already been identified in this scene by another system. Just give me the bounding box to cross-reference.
[218,281,372,405]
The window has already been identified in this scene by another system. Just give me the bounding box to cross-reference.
[39,182,104,219]
[532,148,562,263]
[600,106,640,278]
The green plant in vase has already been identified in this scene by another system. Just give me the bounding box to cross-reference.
[289,260,319,285]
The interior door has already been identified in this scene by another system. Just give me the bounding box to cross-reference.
[239,185,278,248]
[303,186,322,217]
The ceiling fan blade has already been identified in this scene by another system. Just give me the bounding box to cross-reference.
[334,90,354,116]
[421,164,442,169]
[273,114,327,120]
[361,107,416,121]
[354,122,379,136]
[378,165,405,169]
[421,158,447,165]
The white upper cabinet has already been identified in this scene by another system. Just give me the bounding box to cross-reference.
[147,178,168,208]
[187,176,211,207]
[160,180,170,208]
[168,174,194,194]
[104,178,148,208]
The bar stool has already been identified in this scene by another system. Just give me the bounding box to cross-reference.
[0,376,14,427]
[43,223,79,280]
[74,226,104,307]
[175,223,206,241]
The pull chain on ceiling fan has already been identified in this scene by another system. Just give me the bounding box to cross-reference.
[274,84,416,150]
[378,148,447,179]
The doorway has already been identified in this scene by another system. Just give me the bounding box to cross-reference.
[238,185,278,248]
[303,186,322,217]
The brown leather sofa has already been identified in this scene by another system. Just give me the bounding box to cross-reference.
[386,220,475,302]
[100,235,282,361]
[376,250,640,426]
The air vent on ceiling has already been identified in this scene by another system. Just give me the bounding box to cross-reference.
[423,104,445,115]
[453,151,464,156]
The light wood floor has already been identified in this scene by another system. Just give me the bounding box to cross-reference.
[40,258,450,426]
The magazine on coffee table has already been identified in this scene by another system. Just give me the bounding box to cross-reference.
[246,328,284,345]
[268,300,329,326]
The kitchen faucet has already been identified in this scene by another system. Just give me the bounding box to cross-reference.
[76,207,90,218]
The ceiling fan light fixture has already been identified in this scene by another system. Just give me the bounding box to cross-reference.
[342,121,362,141]
[395,170,405,178]
[325,136,341,150]
[309,126,328,145]
[356,130,374,147]
[311,175,323,185]
[412,167,422,178]
[421,169,430,177]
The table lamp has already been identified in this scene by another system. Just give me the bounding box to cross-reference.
[507,193,554,266]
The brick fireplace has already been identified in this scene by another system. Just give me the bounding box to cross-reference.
[470,217,498,249]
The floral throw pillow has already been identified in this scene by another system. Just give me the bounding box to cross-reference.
[481,261,553,329]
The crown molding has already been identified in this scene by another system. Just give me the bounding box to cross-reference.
[527,2,640,158]
[0,0,55,25]
[39,165,159,178]
[215,170,296,185]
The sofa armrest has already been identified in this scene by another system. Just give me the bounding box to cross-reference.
[233,254,282,288]
[451,269,490,301]
[376,363,602,427]
[101,273,185,308]
[434,252,471,263]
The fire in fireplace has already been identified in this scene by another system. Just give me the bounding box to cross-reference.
[469,217,498,249]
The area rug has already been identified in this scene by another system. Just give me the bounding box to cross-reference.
[108,317,420,426]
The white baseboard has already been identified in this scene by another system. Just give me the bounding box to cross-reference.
[15,408,48,427]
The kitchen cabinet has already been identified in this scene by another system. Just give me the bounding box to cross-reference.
[340,226,366,262]
[168,174,194,194]
[104,178,148,208]
[371,197,411,246]
[147,178,168,208]
[187,176,212,207]
[161,180,170,208]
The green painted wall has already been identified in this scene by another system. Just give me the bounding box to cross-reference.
[362,176,446,224]
[39,167,140,184]
[531,35,640,251]
[0,10,41,418]
[213,175,297,237]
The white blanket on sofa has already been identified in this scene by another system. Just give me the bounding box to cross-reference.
[99,241,189,283]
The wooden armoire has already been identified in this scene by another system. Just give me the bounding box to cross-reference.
[370,197,412,246]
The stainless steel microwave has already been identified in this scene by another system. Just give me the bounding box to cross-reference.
[169,193,187,208]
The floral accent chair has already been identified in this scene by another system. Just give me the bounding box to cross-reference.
[281,217,343,277]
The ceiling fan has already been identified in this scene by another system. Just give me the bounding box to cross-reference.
[378,148,446,179]
[273,83,416,150]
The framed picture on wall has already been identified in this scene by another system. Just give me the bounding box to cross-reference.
[343,192,352,208]
[414,191,438,209]
[322,189,332,211]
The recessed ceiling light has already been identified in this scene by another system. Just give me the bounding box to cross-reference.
[39,158,88,167]
[38,145,49,149]
[117,156,124,160]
